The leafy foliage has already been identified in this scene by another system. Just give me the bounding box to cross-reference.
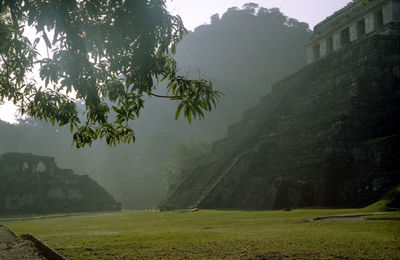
[0,0,221,147]
[360,0,375,6]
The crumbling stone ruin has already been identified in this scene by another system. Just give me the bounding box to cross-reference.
[0,153,121,214]
[160,0,400,211]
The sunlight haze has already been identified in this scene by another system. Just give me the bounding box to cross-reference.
[1,0,353,123]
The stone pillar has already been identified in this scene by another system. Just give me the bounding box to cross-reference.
[320,39,327,57]
[333,32,341,50]
[390,0,400,23]
[307,45,313,64]
[383,1,393,24]
[349,23,358,41]
[365,13,374,33]
[28,163,34,174]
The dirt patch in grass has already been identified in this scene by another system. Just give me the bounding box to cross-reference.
[0,240,46,260]
[0,226,46,260]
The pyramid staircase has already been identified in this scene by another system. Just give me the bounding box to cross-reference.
[161,34,400,210]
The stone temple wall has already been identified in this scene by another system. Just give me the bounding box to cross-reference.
[200,34,400,209]
[0,153,121,214]
[160,17,400,210]
[307,0,400,64]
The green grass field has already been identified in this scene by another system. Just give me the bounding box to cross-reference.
[1,209,399,259]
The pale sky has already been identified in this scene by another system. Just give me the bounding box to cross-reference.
[167,0,353,31]
[0,0,353,123]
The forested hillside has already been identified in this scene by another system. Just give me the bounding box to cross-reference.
[175,5,310,135]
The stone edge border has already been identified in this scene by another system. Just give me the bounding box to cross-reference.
[0,224,17,239]
[21,233,66,260]
[0,211,118,223]
[313,211,400,221]
[313,213,373,221]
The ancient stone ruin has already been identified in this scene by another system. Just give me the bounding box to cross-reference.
[307,0,399,63]
[160,0,400,211]
[0,153,121,214]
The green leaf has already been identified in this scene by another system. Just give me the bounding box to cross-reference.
[187,110,192,124]
[171,43,176,54]
[175,103,184,120]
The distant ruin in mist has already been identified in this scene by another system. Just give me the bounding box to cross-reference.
[0,153,120,214]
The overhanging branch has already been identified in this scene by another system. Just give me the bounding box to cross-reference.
[148,92,184,99]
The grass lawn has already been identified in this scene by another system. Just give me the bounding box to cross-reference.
[1,209,399,259]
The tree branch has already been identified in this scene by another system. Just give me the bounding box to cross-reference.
[148,92,184,99]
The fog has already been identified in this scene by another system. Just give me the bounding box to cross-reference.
[0,4,311,208]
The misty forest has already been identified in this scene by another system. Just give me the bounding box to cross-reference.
[1,0,399,259]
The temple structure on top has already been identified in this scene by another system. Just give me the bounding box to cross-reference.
[307,0,400,63]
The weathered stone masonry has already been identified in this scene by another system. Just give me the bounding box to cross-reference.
[160,0,400,211]
[0,153,121,214]
[307,0,400,63]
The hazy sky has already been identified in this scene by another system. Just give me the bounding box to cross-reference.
[0,0,353,123]
[167,0,353,30]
